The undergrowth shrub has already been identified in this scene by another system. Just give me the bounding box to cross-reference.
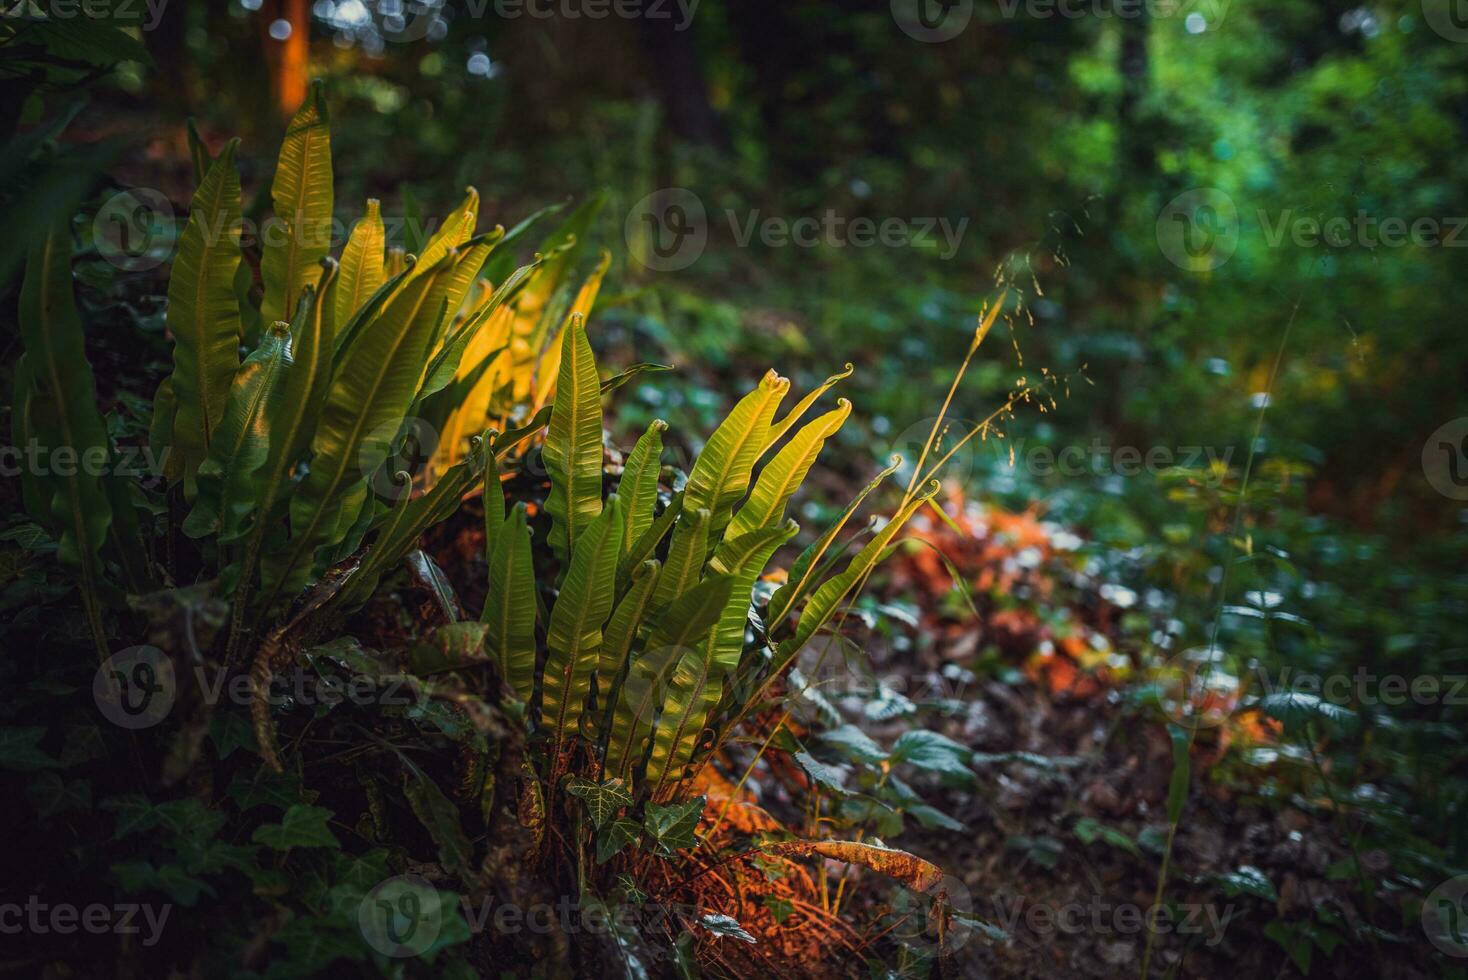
[7,82,1014,977]
[13,81,612,668]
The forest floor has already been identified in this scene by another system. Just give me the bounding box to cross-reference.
[867,497,1436,980]
[415,478,1436,979]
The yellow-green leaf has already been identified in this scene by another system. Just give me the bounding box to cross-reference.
[720,400,850,554]
[165,138,243,495]
[618,418,667,558]
[335,199,384,329]
[653,507,710,609]
[542,315,603,565]
[17,226,114,656]
[681,370,788,546]
[482,502,538,700]
[336,439,485,612]
[645,521,798,797]
[182,320,294,542]
[590,558,660,740]
[762,362,853,453]
[604,574,733,783]
[540,495,623,751]
[261,255,452,605]
[260,80,333,328]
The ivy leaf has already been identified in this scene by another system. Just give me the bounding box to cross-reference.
[209,711,256,759]
[402,766,473,877]
[252,804,340,851]
[1212,865,1278,902]
[0,523,50,550]
[58,723,107,766]
[1258,691,1359,737]
[227,770,311,810]
[819,723,887,764]
[272,917,366,973]
[1264,920,1313,974]
[101,794,159,838]
[794,751,851,795]
[1006,834,1064,870]
[890,730,975,783]
[565,776,633,830]
[1073,817,1140,857]
[356,876,471,960]
[26,773,90,818]
[156,798,228,842]
[643,796,705,855]
[698,913,756,944]
[0,727,61,771]
[327,850,394,905]
[908,803,966,832]
[596,818,641,864]
[181,839,258,878]
[111,860,215,907]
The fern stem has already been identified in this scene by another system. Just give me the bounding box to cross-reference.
[902,292,1005,502]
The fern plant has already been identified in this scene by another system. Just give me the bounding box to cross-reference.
[467,316,937,826]
[11,82,611,664]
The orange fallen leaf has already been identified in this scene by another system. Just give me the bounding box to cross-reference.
[764,840,945,894]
